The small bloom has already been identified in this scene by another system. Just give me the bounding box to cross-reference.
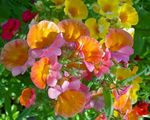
[97,0,119,18]
[19,88,35,108]
[85,17,110,39]
[76,36,103,72]
[58,19,89,42]
[119,4,138,27]
[48,79,87,118]
[95,113,107,120]
[55,89,86,118]
[31,57,61,89]
[133,102,150,116]
[105,28,133,63]
[27,20,60,49]
[64,0,88,20]
[0,39,34,76]
[1,18,20,40]
[22,9,36,23]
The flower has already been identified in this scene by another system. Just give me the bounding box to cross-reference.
[27,20,60,49]
[115,66,142,103]
[76,36,103,72]
[0,39,34,76]
[85,17,110,39]
[48,79,87,118]
[133,101,150,116]
[1,18,20,40]
[22,9,36,23]
[97,0,119,18]
[58,19,89,42]
[31,57,61,89]
[119,4,138,27]
[64,0,88,20]
[19,88,35,108]
[105,28,133,63]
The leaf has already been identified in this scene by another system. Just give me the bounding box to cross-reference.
[103,88,113,119]
[4,93,13,120]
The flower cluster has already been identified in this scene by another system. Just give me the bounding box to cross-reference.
[0,0,149,119]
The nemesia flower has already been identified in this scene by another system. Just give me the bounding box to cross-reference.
[92,2,100,14]
[85,17,110,39]
[31,57,61,89]
[94,49,112,77]
[133,101,150,116]
[27,20,60,49]
[105,28,133,63]
[1,18,20,40]
[97,0,119,18]
[22,9,36,23]
[64,0,88,20]
[76,36,103,72]
[126,110,138,120]
[48,79,87,118]
[119,4,138,27]
[19,88,35,108]
[115,66,142,103]
[58,19,89,42]
[0,39,34,76]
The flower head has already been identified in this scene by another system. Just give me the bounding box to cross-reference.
[27,20,60,49]
[1,18,20,40]
[97,0,119,18]
[76,36,103,72]
[58,19,89,42]
[0,39,34,76]
[85,17,110,39]
[64,0,88,20]
[119,4,138,27]
[20,88,35,108]
[31,57,61,89]
[22,9,36,23]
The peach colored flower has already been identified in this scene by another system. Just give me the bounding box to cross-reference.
[58,19,89,42]
[27,20,60,49]
[0,39,34,76]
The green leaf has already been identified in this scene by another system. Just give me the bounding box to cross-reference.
[4,93,13,120]
[103,88,113,119]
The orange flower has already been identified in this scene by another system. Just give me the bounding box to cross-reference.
[31,58,50,89]
[27,20,60,49]
[20,88,35,108]
[0,39,28,70]
[76,36,103,64]
[54,89,86,118]
[58,19,89,42]
[105,28,133,52]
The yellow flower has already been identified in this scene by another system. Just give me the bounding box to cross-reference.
[64,0,88,20]
[115,66,142,103]
[85,17,110,39]
[92,2,100,14]
[97,0,119,18]
[119,4,138,28]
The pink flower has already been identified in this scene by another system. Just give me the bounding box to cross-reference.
[94,49,113,78]
[1,18,20,40]
[111,46,134,63]
[22,10,36,23]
